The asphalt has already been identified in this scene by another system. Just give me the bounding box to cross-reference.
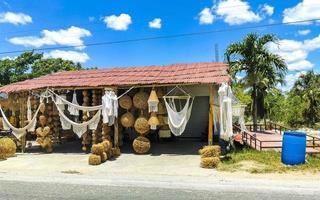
[0,179,319,200]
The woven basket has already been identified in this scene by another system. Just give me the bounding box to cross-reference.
[134,117,150,135]
[119,95,133,110]
[120,112,135,128]
[148,112,160,127]
[133,91,149,109]
[132,136,151,154]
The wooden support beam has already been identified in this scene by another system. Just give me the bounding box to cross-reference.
[208,84,214,145]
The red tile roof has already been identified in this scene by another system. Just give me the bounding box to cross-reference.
[0,62,230,93]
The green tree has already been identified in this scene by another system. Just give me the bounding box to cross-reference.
[0,51,83,86]
[290,71,320,127]
[225,33,287,131]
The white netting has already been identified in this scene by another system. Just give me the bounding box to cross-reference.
[102,91,118,126]
[67,91,80,116]
[164,97,194,136]
[218,83,247,141]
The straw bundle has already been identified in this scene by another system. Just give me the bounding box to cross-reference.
[100,152,108,162]
[134,117,150,135]
[0,117,3,129]
[0,138,16,159]
[200,157,220,168]
[111,147,121,157]
[199,145,221,158]
[148,89,159,112]
[91,144,104,155]
[88,154,101,165]
[119,95,133,110]
[132,136,151,154]
[120,112,135,128]
[148,112,160,130]
[133,91,149,109]
[102,140,112,153]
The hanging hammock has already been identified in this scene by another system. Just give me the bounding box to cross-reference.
[163,86,194,136]
[67,91,80,116]
[0,102,42,139]
[52,97,101,137]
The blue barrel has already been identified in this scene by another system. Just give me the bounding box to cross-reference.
[281,132,306,165]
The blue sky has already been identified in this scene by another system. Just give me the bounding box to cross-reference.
[0,0,319,90]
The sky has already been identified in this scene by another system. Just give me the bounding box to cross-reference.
[0,0,320,91]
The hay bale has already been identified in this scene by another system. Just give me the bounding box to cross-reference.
[199,145,221,158]
[102,140,112,153]
[91,144,104,155]
[200,157,220,168]
[88,154,101,165]
[100,152,108,162]
[132,136,151,154]
[134,117,150,135]
[112,147,121,157]
[120,112,135,128]
[0,138,16,159]
[133,91,149,109]
[119,95,133,110]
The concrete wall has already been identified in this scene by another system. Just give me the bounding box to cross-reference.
[166,84,219,138]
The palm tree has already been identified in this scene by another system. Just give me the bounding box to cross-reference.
[291,71,320,127]
[225,33,287,131]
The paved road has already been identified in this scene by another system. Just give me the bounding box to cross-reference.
[0,180,319,200]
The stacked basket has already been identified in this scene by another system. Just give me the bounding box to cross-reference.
[199,145,221,168]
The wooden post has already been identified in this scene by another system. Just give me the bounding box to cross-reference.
[113,88,119,147]
[208,84,214,145]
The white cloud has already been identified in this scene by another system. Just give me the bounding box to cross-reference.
[44,50,90,63]
[0,11,32,25]
[298,29,311,36]
[282,71,306,91]
[283,0,320,24]
[215,0,261,25]
[199,7,214,25]
[149,18,162,29]
[103,13,132,31]
[268,35,320,71]
[262,4,274,16]
[9,26,91,49]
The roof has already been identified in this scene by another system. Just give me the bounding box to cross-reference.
[0,62,230,93]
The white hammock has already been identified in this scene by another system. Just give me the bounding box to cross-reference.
[53,97,101,138]
[164,97,194,136]
[218,83,233,140]
[0,104,41,139]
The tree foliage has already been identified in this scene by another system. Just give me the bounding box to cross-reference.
[0,52,83,86]
[225,33,287,130]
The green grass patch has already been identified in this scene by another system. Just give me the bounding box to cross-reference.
[217,148,320,173]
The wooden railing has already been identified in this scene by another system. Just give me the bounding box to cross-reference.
[235,122,320,151]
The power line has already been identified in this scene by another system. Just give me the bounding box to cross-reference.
[0,18,319,55]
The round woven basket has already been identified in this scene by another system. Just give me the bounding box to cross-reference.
[133,91,149,109]
[120,112,135,128]
[148,112,160,127]
[132,136,151,154]
[134,117,150,135]
[119,95,133,110]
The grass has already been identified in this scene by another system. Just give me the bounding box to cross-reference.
[217,148,320,174]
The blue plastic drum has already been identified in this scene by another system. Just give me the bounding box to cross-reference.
[281,132,306,165]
